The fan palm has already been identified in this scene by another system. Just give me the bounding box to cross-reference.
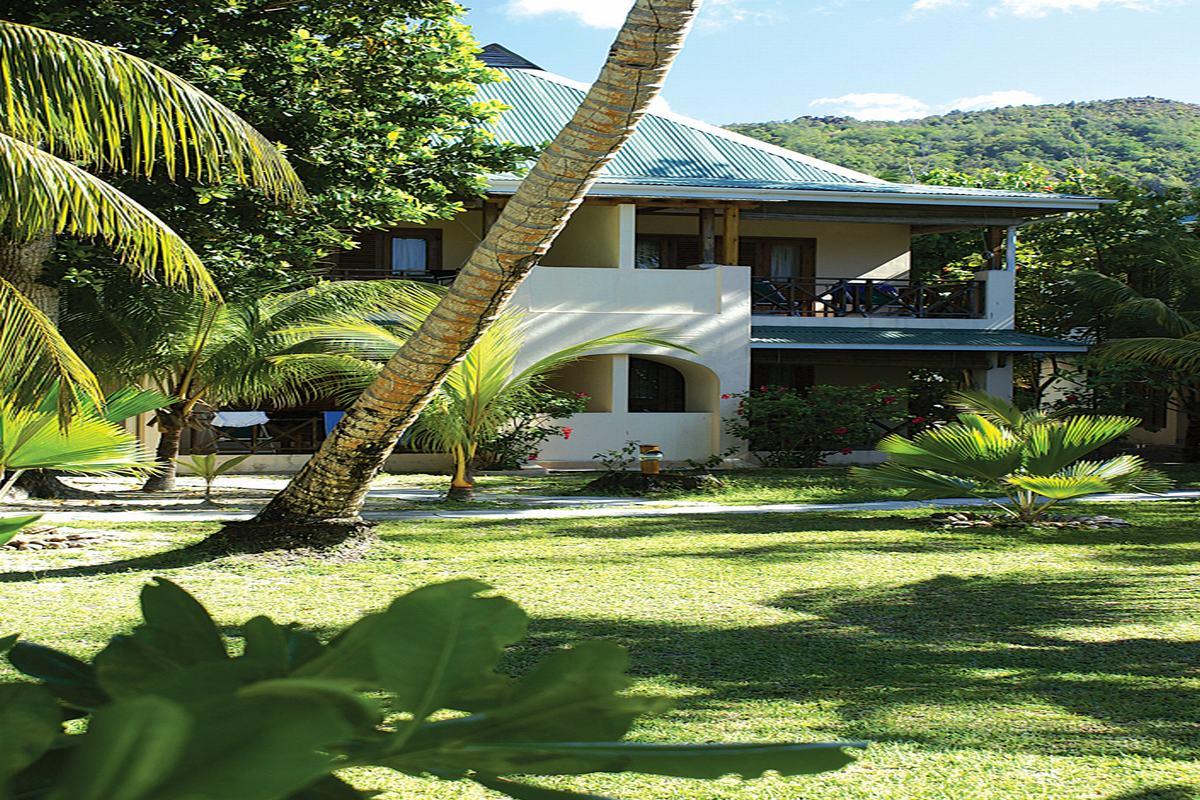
[297,292,693,498]
[0,19,303,417]
[63,280,431,491]
[852,390,1172,523]
[0,386,166,502]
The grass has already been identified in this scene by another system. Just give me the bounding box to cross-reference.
[2,498,1199,798]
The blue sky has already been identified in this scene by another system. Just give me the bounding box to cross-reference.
[465,0,1199,124]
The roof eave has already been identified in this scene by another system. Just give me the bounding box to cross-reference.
[486,177,1106,212]
[749,341,1090,353]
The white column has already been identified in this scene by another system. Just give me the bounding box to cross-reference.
[617,203,637,271]
[975,268,1015,330]
[1006,225,1018,272]
[611,354,630,412]
[974,354,1014,401]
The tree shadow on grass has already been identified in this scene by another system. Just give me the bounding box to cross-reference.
[0,539,229,583]
[508,570,1200,762]
[1105,788,1198,800]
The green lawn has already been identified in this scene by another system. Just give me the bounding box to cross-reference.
[2,501,1199,799]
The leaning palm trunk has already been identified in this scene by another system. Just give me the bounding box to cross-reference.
[252,0,702,527]
[0,236,55,320]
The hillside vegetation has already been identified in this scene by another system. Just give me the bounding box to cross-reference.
[728,98,1200,187]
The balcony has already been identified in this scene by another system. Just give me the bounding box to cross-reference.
[751,276,985,319]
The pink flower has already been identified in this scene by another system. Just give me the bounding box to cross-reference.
[575,392,590,399]
[911,416,927,425]
[721,393,733,400]
[528,452,540,461]
[840,447,853,455]
[868,383,882,391]
[883,396,897,405]
[759,385,768,392]
[562,426,573,440]
[833,426,850,435]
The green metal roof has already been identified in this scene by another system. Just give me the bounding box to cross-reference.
[476,45,1102,209]
[751,326,1089,353]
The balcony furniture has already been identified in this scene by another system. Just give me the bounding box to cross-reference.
[752,276,985,319]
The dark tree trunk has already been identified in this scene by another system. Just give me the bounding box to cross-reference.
[142,407,187,492]
[1184,402,1200,463]
[0,236,58,322]
[14,471,99,500]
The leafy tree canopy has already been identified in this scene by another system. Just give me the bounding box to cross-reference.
[728,98,1200,189]
[8,0,531,296]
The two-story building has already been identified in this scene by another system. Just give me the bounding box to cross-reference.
[192,45,1099,471]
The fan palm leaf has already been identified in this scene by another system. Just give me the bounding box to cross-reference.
[849,463,980,499]
[0,132,215,296]
[0,21,303,201]
[877,418,1024,482]
[1021,414,1140,475]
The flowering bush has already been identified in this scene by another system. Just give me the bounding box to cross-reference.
[724,384,912,467]
[475,389,589,470]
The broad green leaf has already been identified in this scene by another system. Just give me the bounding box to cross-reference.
[240,678,380,731]
[47,696,190,800]
[373,580,527,721]
[0,634,16,655]
[150,694,353,800]
[139,578,227,662]
[8,642,109,709]
[242,615,291,676]
[0,684,59,781]
[0,514,41,545]
[215,454,253,475]
[292,613,382,682]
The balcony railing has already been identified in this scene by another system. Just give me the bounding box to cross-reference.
[327,268,458,285]
[752,276,985,319]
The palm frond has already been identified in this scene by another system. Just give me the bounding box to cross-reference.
[0,132,217,296]
[849,463,980,499]
[1061,455,1174,494]
[508,325,697,395]
[1072,270,1196,336]
[1004,473,1112,501]
[0,402,158,476]
[0,273,102,419]
[876,420,1023,482]
[0,21,303,201]
[1099,336,1200,372]
[1021,414,1140,475]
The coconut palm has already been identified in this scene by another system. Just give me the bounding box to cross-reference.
[299,301,692,499]
[0,19,303,416]
[64,279,433,491]
[252,0,702,530]
[851,390,1172,523]
[1072,270,1200,459]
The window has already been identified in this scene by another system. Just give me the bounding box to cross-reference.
[629,357,686,413]
[635,235,701,270]
[739,238,816,279]
[389,230,442,275]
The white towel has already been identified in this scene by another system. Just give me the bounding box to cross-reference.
[213,410,270,428]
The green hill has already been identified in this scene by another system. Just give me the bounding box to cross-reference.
[727,98,1200,188]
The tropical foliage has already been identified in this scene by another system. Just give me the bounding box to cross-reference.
[725,384,914,468]
[6,1,530,297]
[175,454,252,505]
[63,279,430,490]
[0,386,166,498]
[1,578,861,799]
[852,391,1173,522]
[303,299,692,498]
[729,98,1200,188]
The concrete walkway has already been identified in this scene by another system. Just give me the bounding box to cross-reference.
[20,489,1200,525]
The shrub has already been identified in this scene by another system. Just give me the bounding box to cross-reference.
[1,579,861,799]
[724,384,912,467]
[852,390,1173,522]
[475,388,588,470]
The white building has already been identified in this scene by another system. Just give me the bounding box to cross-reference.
[184,45,1100,471]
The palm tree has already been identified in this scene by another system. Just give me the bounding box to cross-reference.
[852,390,1171,523]
[300,302,692,499]
[251,0,703,531]
[1071,270,1200,460]
[0,20,303,411]
[64,280,429,491]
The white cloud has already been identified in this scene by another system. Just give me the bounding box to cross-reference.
[810,93,933,121]
[947,89,1043,111]
[811,89,1043,120]
[505,0,631,28]
[994,0,1156,14]
[910,0,964,10]
[504,0,773,29]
